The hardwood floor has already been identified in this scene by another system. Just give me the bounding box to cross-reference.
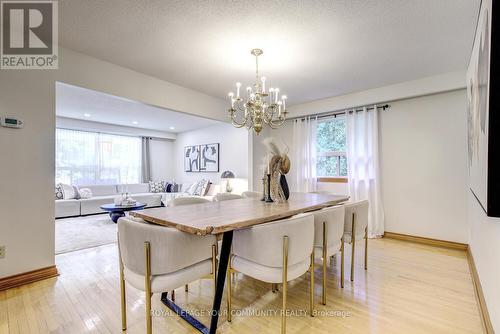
[0,238,483,334]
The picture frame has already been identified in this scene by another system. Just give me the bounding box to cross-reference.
[184,145,200,172]
[199,143,220,172]
[466,0,500,217]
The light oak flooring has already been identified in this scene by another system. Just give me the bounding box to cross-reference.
[0,238,483,334]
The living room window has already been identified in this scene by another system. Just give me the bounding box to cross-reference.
[316,117,348,181]
[56,128,142,185]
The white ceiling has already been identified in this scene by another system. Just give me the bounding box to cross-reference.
[59,0,480,106]
[56,82,221,133]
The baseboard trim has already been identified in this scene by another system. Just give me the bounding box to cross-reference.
[467,248,495,334]
[0,265,59,291]
[383,231,468,250]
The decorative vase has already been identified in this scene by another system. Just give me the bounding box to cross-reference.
[280,174,290,200]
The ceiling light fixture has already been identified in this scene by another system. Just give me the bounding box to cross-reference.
[132,121,138,125]
[227,48,287,134]
[83,113,91,117]
[169,126,175,130]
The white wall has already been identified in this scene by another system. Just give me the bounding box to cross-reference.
[174,123,249,193]
[251,89,469,243]
[468,193,500,331]
[379,90,469,242]
[150,138,175,182]
[56,116,176,140]
[0,47,226,278]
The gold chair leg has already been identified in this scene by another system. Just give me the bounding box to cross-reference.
[227,263,232,322]
[364,226,368,271]
[282,236,289,334]
[351,212,356,282]
[340,239,345,288]
[322,221,327,305]
[144,242,152,334]
[310,249,315,316]
[119,257,127,331]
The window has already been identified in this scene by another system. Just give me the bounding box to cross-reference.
[316,117,347,178]
[56,128,142,185]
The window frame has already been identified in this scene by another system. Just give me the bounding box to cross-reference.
[315,117,348,183]
[55,128,142,185]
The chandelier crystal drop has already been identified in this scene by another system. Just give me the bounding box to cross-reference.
[227,48,288,134]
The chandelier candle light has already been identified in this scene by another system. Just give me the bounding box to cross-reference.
[227,49,288,134]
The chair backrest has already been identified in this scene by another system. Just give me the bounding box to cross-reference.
[242,191,261,198]
[213,193,243,202]
[168,196,211,207]
[117,217,214,276]
[343,200,369,235]
[312,205,345,248]
[233,213,314,268]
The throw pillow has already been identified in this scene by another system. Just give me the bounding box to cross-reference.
[203,182,212,196]
[188,182,200,195]
[194,179,210,196]
[55,184,63,200]
[165,182,173,193]
[149,181,165,193]
[79,188,92,199]
[172,183,181,192]
[60,183,76,199]
[73,185,81,199]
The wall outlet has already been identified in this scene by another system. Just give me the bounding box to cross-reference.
[0,246,5,259]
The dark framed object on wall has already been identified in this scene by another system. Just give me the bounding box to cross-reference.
[199,143,220,172]
[184,145,200,172]
[467,0,500,217]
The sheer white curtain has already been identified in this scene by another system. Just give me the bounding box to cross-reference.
[346,106,385,237]
[56,128,142,185]
[292,116,318,192]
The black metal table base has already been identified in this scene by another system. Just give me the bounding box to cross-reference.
[160,231,233,334]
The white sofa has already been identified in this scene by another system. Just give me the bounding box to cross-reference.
[55,183,184,218]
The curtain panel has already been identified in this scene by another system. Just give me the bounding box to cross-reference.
[292,116,318,193]
[55,128,142,185]
[346,106,385,237]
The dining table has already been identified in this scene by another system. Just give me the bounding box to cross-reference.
[130,192,349,334]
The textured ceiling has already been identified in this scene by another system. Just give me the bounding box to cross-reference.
[59,0,480,105]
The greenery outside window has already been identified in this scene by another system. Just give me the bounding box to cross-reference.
[316,117,347,181]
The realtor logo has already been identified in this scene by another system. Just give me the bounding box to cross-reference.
[1,0,58,69]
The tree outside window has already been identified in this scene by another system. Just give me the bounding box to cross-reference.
[316,118,347,178]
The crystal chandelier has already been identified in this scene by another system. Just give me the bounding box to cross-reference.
[227,48,288,134]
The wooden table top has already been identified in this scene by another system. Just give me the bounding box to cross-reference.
[130,192,349,235]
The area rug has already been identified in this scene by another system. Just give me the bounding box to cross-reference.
[55,214,117,254]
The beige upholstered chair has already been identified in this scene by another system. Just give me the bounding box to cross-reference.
[227,213,315,334]
[312,205,345,305]
[213,193,243,202]
[168,195,216,292]
[117,217,217,334]
[343,200,369,282]
[168,196,211,207]
[241,191,261,198]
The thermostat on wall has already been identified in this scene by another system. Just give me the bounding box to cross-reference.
[1,117,24,129]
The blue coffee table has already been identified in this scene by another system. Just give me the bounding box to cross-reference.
[100,202,147,223]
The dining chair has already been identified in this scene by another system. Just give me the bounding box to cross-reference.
[213,193,243,201]
[117,217,217,334]
[227,213,315,334]
[168,196,211,207]
[312,205,345,305]
[168,195,215,293]
[241,191,261,198]
[343,200,369,282]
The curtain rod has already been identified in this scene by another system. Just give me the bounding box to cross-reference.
[289,104,391,121]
